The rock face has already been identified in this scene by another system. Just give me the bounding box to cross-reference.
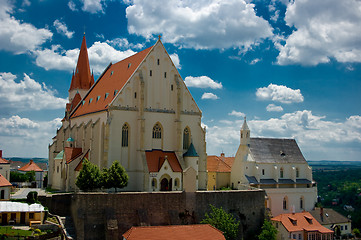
[40,190,266,240]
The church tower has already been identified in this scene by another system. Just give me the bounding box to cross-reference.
[240,117,250,146]
[65,35,94,119]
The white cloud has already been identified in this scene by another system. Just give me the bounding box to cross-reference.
[33,41,137,74]
[250,58,261,65]
[169,53,181,69]
[184,76,222,89]
[0,72,67,112]
[276,0,361,65]
[126,0,273,51]
[256,84,304,104]
[53,19,74,39]
[81,0,105,14]
[22,0,31,7]
[106,38,144,49]
[0,0,52,53]
[0,115,62,157]
[68,1,78,11]
[266,104,283,112]
[228,110,245,118]
[201,92,219,100]
[205,110,361,160]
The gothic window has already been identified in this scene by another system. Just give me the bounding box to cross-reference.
[280,167,284,178]
[152,123,162,139]
[122,124,129,147]
[283,196,288,210]
[296,168,299,178]
[171,84,173,91]
[183,127,191,149]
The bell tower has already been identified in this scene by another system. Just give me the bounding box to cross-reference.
[240,117,250,146]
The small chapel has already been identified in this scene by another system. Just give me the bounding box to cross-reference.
[48,36,207,192]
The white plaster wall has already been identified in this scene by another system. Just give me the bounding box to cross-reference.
[0,164,10,181]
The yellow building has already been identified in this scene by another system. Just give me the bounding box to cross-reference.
[206,153,234,190]
[0,202,45,226]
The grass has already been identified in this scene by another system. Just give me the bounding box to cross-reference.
[0,226,33,237]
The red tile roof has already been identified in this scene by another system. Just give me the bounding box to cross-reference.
[74,150,89,171]
[66,92,82,113]
[207,155,234,172]
[71,45,153,118]
[69,35,94,91]
[18,160,43,172]
[64,147,83,164]
[272,212,334,234]
[123,224,225,240]
[0,150,9,164]
[145,150,182,172]
[0,174,11,187]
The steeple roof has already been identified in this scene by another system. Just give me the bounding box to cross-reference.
[183,142,199,157]
[241,117,249,131]
[69,35,94,91]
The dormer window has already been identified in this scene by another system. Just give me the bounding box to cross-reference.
[110,71,114,76]
[82,100,85,105]
[96,96,101,102]
[89,98,93,104]
[114,90,118,96]
[128,63,131,68]
[105,93,109,99]
[305,216,313,224]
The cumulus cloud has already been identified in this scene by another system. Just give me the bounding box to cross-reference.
[201,92,219,100]
[169,53,181,69]
[33,41,136,74]
[0,72,67,113]
[68,1,78,11]
[0,115,62,157]
[126,0,273,51]
[276,0,361,65]
[266,104,283,112]
[184,76,222,89]
[81,0,105,14]
[256,84,303,104]
[53,19,74,39]
[0,0,52,53]
[205,110,361,160]
[228,110,245,118]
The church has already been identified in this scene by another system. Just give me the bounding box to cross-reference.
[48,36,207,192]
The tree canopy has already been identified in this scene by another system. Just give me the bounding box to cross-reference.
[201,204,239,240]
[101,161,128,192]
[257,219,277,240]
[76,158,101,191]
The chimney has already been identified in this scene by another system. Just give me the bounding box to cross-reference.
[320,207,324,222]
[221,152,225,161]
[0,150,2,159]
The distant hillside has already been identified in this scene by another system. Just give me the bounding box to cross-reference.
[6,157,48,164]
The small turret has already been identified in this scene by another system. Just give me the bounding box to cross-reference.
[240,117,250,146]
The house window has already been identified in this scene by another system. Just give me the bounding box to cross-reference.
[29,213,34,219]
[296,168,299,178]
[150,70,152,76]
[152,123,162,139]
[298,234,301,240]
[293,234,296,239]
[280,168,284,178]
[122,124,129,147]
[283,197,288,210]
[0,190,4,199]
[183,127,190,149]
[341,226,343,231]
[175,179,178,186]
[345,225,347,230]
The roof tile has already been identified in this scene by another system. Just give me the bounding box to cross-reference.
[145,150,182,172]
[18,160,43,172]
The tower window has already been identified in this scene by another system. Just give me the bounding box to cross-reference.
[283,197,288,210]
[183,127,190,149]
[152,123,162,139]
[280,168,284,178]
[262,169,265,175]
[157,59,160,65]
[150,70,152,76]
[164,72,167,78]
[171,84,173,91]
[296,168,299,178]
[122,124,129,147]
[134,92,137,99]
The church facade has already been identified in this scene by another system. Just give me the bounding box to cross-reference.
[48,37,207,192]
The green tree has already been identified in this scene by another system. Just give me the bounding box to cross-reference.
[258,219,277,240]
[10,171,27,182]
[27,191,39,204]
[25,171,35,182]
[76,158,101,191]
[102,161,128,192]
[201,204,239,240]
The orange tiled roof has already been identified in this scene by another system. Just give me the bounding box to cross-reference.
[74,150,89,171]
[0,156,9,164]
[207,155,234,172]
[71,45,153,118]
[69,35,94,91]
[18,160,43,172]
[66,92,82,113]
[0,174,11,187]
[64,147,83,164]
[123,224,225,240]
[145,150,182,172]
[272,212,334,234]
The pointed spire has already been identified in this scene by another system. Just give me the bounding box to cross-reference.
[241,116,249,131]
[240,116,250,146]
[69,35,94,92]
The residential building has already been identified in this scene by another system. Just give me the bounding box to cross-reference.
[18,160,44,188]
[309,208,351,237]
[0,202,45,225]
[122,224,225,240]
[48,36,207,192]
[231,118,317,217]
[207,153,234,190]
[0,150,10,181]
[0,174,11,200]
[272,212,333,240]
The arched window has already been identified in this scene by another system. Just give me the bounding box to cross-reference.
[183,127,191,149]
[283,196,288,210]
[300,196,304,209]
[296,168,299,178]
[152,123,162,139]
[280,167,284,178]
[122,124,129,147]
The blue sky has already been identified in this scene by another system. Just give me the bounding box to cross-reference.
[0,0,360,160]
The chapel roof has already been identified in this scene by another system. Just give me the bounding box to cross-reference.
[249,138,307,164]
[183,142,199,157]
[207,155,234,173]
[309,208,350,225]
[69,35,94,91]
[0,174,11,187]
[71,44,153,118]
[18,160,43,172]
[122,224,225,240]
[272,212,333,234]
[64,147,83,164]
[145,150,182,173]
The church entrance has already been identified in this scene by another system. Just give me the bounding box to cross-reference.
[160,178,172,191]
